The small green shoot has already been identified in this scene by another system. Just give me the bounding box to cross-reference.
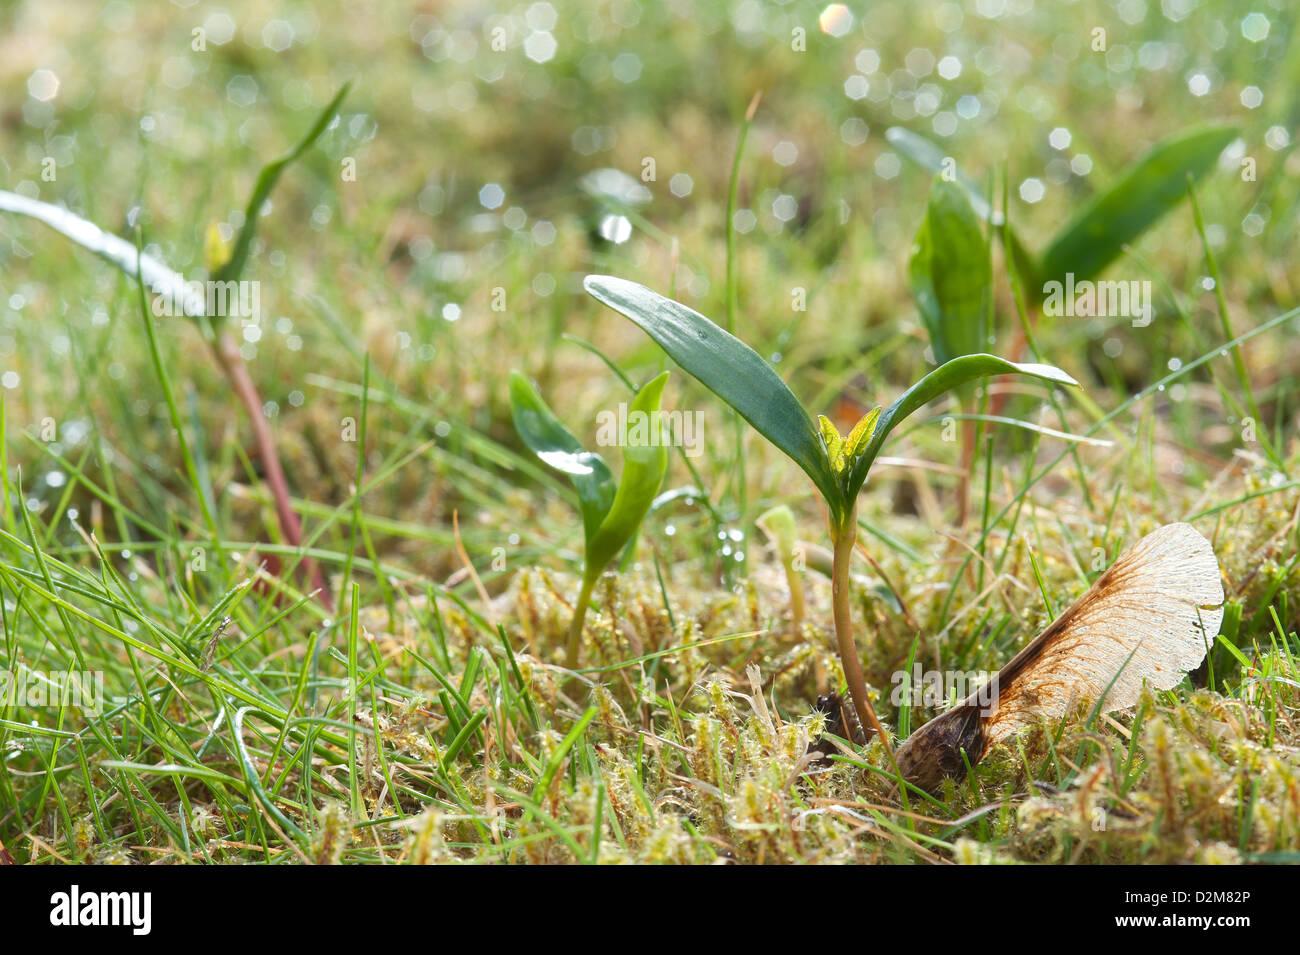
[583,274,1078,766]
[509,370,670,671]
[756,504,805,633]
[887,124,1238,298]
[908,177,991,366]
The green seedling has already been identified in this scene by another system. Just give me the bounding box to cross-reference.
[508,370,670,671]
[909,177,993,367]
[887,123,1237,300]
[583,274,1079,767]
[908,176,993,525]
[899,125,1233,520]
[756,504,805,633]
[0,83,351,607]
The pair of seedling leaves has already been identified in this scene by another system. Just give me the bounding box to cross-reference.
[514,123,1236,605]
[509,368,669,583]
[513,275,1076,571]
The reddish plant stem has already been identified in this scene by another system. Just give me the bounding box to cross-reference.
[212,330,333,611]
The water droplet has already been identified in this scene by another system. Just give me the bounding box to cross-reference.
[598,214,632,244]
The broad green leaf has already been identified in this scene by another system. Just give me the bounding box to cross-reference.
[508,371,615,547]
[886,126,1040,294]
[846,354,1079,498]
[214,82,351,286]
[1038,125,1236,289]
[909,177,991,365]
[586,372,671,573]
[583,275,841,514]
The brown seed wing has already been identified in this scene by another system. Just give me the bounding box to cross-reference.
[982,523,1223,746]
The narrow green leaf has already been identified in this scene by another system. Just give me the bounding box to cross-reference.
[934,413,1113,447]
[583,275,841,514]
[586,372,671,572]
[508,371,615,546]
[909,177,991,364]
[1039,125,1236,288]
[213,82,352,286]
[1215,632,1250,668]
[0,190,205,317]
[1002,226,1043,298]
[886,127,992,220]
[532,706,598,799]
[846,354,1079,497]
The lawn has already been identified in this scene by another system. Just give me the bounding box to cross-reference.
[0,0,1297,865]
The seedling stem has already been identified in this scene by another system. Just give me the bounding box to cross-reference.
[831,506,895,765]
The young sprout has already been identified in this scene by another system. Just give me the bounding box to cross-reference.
[886,124,1238,302]
[908,176,991,526]
[756,505,805,633]
[509,370,670,671]
[909,178,991,369]
[583,274,1079,766]
[895,522,1224,794]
